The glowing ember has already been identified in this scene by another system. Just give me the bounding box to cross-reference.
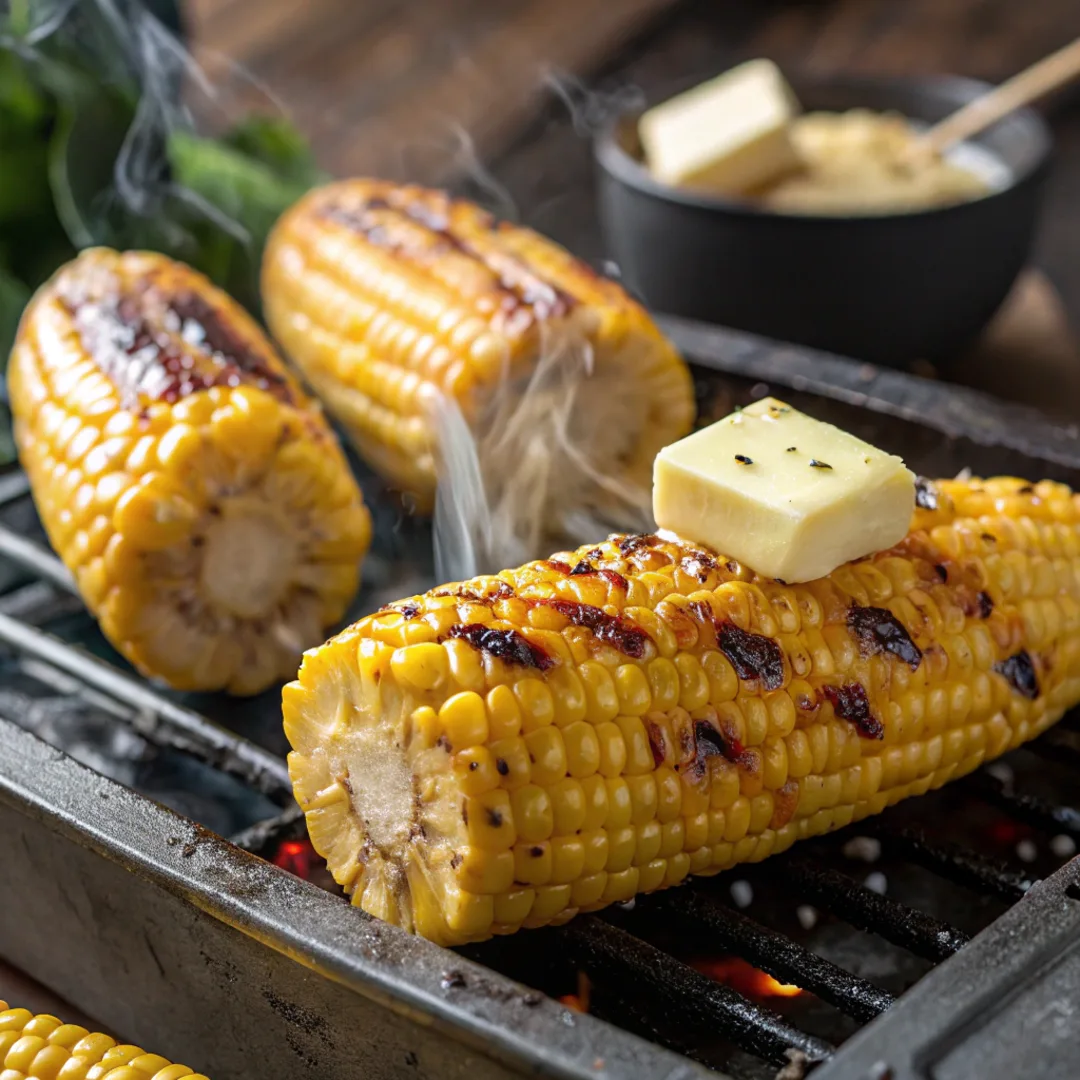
[693,957,803,998]
[274,838,318,878]
[558,972,592,1012]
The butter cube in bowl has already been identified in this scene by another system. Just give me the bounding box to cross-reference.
[596,70,1052,366]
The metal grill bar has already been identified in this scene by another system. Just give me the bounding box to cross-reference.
[647,890,895,1023]
[0,526,76,594]
[772,857,970,961]
[561,916,834,1068]
[0,471,30,507]
[0,611,292,801]
[963,772,1080,840]
[869,823,1033,903]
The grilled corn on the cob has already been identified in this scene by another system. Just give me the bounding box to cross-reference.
[0,1001,210,1079]
[285,477,1080,945]
[262,179,695,513]
[8,248,372,696]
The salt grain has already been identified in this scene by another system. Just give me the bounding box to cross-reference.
[842,836,882,863]
[1050,834,1077,858]
[1016,839,1038,863]
[864,872,888,895]
[730,880,754,908]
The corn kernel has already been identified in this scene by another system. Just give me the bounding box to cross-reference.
[562,721,601,778]
[464,789,515,850]
[509,785,553,843]
[440,691,489,750]
[525,726,568,786]
[615,715,653,775]
[550,778,587,834]
[514,841,552,886]
[516,678,555,731]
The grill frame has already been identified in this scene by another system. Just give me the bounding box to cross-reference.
[0,318,1078,1079]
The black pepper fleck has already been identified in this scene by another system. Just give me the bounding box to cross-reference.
[786,446,797,452]
[735,454,754,465]
[809,459,833,470]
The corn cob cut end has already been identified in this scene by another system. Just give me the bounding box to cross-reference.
[0,1002,211,1079]
[8,248,372,695]
[286,478,1080,945]
[262,179,695,521]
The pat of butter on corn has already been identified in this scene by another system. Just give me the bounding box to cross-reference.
[639,59,802,195]
[653,398,916,583]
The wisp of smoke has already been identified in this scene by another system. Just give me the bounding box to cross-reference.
[8,0,293,256]
[542,68,645,137]
[432,322,652,584]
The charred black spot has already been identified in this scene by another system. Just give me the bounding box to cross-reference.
[68,287,292,407]
[716,621,785,690]
[399,602,421,620]
[618,533,657,555]
[450,853,462,869]
[436,735,451,751]
[934,564,949,583]
[485,807,504,828]
[448,624,553,670]
[569,563,629,592]
[688,721,744,779]
[976,591,994,619]
[848,605,923,670]
[822,683,884,739]
[323,199,575,323]
[645,720,667,767]
[530,845,544,857]
[468,760,479,771]
[495,758,510,776]
[914,477,939,511]
[981,533,997,544]
[539,599,649,658]
[1018,485,1034,495]
[994,650,1039,699]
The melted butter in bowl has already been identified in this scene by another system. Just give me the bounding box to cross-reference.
[757,109,1009,215]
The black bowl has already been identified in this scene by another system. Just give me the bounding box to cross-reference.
[595,75,1053,367]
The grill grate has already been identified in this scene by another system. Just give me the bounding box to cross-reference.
[0,441,1078,1079]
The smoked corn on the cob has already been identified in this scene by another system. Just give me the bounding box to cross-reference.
[262,179,695,513]
[285,477,1080,945]
[0,1001,210,1079]
[8,248,372,696]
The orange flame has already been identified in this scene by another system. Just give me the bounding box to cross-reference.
[693,957,803,998]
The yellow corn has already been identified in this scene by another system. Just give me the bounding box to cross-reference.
[8,248,372,696]
[0,1001,210,1079]
[261,179,695,512]
[285,477,1080,945]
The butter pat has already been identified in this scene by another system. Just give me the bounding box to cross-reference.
[653,398,915,583]
[639,59,802,195]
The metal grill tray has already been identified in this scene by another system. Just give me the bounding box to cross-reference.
[1,318,1079,1080]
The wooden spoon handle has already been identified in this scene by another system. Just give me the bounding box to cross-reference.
[917,36,1080,157]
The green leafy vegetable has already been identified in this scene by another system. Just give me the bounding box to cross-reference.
[0,0,324,452]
